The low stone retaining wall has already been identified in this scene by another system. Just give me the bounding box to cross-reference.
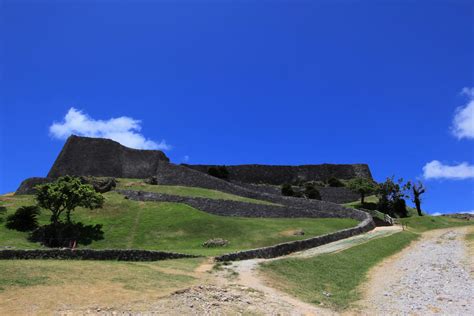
[0,249,198,261]
[215,217,374,261]
[117,189,353,219]
[154,163,370,220]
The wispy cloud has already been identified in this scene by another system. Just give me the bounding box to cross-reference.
[49,108,171,150]
[452,87,474,140]
[423,160,474,180]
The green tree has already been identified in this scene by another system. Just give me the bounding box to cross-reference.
[36,176,104,225]
[406,181,426,216]
[376,176,409,217]
[347,177,376,204]
[304,183,321,200]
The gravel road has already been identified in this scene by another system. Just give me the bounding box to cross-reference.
[358,227,474,316]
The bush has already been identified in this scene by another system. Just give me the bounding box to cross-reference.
[5,206,40,232]
[304,184,321,200]
[327,177,345,187]
[29,222,104,247]
[208,166,230,180]
[392,198,408,218]
[0,206,6,223]
[281,183,294,196]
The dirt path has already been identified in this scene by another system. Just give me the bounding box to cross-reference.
[106,226,400,316]
[354,227,474,315]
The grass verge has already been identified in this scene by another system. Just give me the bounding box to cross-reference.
[260,231,418,310]
[399,215,474,233]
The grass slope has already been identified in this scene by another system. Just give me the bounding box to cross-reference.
[260,231,418,310]
[0,192,357,256]
[116,178,276,205]
[399,215,474,233]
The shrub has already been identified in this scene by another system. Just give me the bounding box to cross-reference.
[304,184,321,200]
[5,206,40,232]
[392,198,408,218]
[281,183,294,196]
[0,206,6,223]
[327,177,345,187]
[208,166,230,180]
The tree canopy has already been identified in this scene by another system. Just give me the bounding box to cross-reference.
[35,176,104,224]
[347,177,376,204]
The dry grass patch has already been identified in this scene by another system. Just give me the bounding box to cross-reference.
[0,258,204,314]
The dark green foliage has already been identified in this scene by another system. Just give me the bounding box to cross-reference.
[376,176,409,218]
[5,206,40,232]
[347,177,376,204]
[392,198,408,218]
[304,184,321,200]
[208,166,230,180]
[281,183,295,196]
[0,206,6,223]
[29,222,104,247]
[36,176,105,224]
[327,177,344,187]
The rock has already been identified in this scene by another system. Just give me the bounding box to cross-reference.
[15,177,53,195]
[145,176,158,185]
[80,176,117,193]
[293,229,305,236]
[202,238,229,248]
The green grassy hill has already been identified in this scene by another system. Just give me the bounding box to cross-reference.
[0,184,358,256]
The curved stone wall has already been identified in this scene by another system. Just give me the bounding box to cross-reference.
[117,188,375,261]
[117,189,364,220]
[47,135,169,178]
[215,218,373,261]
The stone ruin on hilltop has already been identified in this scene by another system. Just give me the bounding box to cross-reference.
[16,135,373,204]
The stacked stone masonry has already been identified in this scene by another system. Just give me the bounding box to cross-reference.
[0,249,197,261]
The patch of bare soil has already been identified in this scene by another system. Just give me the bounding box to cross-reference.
[353,227,474,316]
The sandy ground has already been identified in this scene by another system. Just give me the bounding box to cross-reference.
[354,227,474,316]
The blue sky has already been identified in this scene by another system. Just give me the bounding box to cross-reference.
[1,0,473,214]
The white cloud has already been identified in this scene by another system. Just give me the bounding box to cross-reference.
[182,155,190,162]
[451,87,474,139]
[431,212,443,216]
[50,108,171,150]
[423,160,474,180]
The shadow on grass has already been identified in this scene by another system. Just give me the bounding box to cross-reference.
[29,222,104,247]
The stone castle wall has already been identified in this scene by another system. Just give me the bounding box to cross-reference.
[183,163,373,184]
[47,135,169,179]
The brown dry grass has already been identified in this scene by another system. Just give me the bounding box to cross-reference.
[0,258,205,315]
